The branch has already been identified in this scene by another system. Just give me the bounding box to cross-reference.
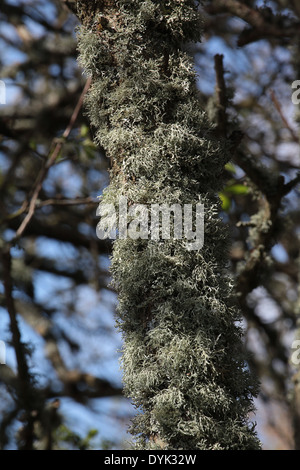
[58,371,123,402]
[282,173,300,196]
[60,0,77,15]
[36,196,98,208]
[214,53,228,138]
[270,89,299,143]
[1,247,35,449]
[0,406,19,449]
[12,77,92,244]
[205,0,300,46]
[7,215,111,251]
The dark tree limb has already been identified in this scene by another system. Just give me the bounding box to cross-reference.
[214,54,228,138]
[1,247,35,449]
[205,0,300,46]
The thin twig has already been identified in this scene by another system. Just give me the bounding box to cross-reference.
[270,89,299,143]
[12,77,92,243]
[36,196,97,208]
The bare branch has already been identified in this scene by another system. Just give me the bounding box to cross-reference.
[205,0,300,46]
[214,53,228,137]
[1,247,35,449]
[270,89,299,143]
[36,196,98,208]
[12,77,92,243]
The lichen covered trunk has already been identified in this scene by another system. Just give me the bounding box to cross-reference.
[77,0,261,450]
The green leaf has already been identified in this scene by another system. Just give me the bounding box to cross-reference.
[220,193,231,211]
[225,184,249,195]
[80,124,90,138]
[224,162,236,174]
[29,139,37,150]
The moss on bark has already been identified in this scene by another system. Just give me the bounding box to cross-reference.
[76,0,261,450]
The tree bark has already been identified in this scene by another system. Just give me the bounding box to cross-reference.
[76,0,261,450]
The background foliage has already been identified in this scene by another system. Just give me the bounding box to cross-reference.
[0,0,299,449]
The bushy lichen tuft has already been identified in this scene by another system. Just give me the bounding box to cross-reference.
[77,0,261,450]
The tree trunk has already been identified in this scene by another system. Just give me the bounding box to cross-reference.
[76,0,261,450]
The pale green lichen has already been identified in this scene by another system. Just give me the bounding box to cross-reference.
[77,0,261,450]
